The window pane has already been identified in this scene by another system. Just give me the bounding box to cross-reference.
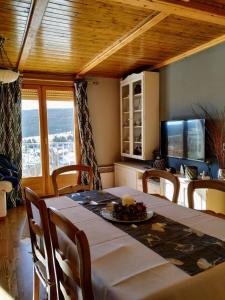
[21,90,42,177]
[46,96,76,173]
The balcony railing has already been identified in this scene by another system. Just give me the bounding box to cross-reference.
[22,141,75,178]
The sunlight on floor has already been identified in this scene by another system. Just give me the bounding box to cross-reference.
[0,286,14,300]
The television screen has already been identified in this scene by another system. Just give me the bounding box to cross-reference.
[167,121,184,158]
[186,119,205,161]
[160,119,205,161]
[161,120,184,158]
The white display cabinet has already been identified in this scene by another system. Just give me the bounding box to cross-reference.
[120,71,159,160]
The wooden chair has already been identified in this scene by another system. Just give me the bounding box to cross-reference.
[52,164,94,196]
[187,179,225,219]
[24,187,56,300]
[142,169,180,203]
[47,207,94,300]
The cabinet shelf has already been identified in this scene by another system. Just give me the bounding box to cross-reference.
[123,140,130,143]
[133,110,142,113]
[133,93,142,97]
[123,96,129,100]
[123,126,129,129]
[134,141,142,144]
[123,111,129,114]
[134,126,142,128]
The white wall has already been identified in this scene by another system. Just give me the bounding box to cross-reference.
[87,77,120,166]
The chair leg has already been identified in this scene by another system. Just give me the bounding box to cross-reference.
[33,266,40,300]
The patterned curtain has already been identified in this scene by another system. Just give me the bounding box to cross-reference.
[74,80,102,190]
[0,78,22,207]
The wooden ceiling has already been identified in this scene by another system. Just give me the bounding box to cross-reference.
[2,0,225,79]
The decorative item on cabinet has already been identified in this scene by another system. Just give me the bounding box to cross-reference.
[153,157,166,170]
[200,171,210,180]
[134,145,142,155]
[166,167,176,174]
[134,98,141,110]
[123,119,129,127]
[193,105,225,178]
[134,83,141,94]
[218,168,225,180]
[180,164,185,175]
[153,150,161,160]
[185,166,198,180]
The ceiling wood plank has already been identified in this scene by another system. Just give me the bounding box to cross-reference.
[152,33,225,69]
[78,11,169,76]
[110,0,225,26]
[17,0,49,71]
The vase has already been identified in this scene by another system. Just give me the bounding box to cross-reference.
[185,166,198,180]
[218,168,225,180]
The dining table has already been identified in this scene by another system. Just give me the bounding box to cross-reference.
[29,186,225,300]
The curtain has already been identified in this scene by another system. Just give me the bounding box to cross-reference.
[74,80,102,190]
[0,78,22,207]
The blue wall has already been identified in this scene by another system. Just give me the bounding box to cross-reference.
[160,42,225,178]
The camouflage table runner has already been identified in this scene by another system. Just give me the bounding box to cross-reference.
[69,191,225,276]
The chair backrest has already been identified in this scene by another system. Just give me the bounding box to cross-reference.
[24,187,55,287]
[142,169,180,203]
[52,164,94,196]
[47,207,94,300]
[187,179,225,219]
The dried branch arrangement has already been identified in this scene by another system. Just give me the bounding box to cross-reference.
[193,105,225,168]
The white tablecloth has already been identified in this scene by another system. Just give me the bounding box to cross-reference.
[29,187,225,300]
[45,187,225,300]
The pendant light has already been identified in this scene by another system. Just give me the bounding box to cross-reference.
[0,37,19,84]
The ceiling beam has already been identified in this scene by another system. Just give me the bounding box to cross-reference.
[22,71,75,82]
[78,11,169,76]
[152,33,225,70]
[17,0,49,71]
[22,71,75,86]
[110,0,225,26]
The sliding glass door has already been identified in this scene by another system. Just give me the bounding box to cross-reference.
[21,85,79,196]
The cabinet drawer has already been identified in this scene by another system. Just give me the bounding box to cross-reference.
[115,165,137,189]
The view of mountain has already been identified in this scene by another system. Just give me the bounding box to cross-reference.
[22,108,74,137]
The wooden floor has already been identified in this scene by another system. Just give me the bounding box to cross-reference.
[0,205,44,300]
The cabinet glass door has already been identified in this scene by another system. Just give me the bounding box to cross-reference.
[132,80,142,156]
[121,84,130,155]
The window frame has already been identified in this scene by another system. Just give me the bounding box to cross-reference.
[21,83,80,196]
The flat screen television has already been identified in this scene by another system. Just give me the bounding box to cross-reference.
[161,119,205,161]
